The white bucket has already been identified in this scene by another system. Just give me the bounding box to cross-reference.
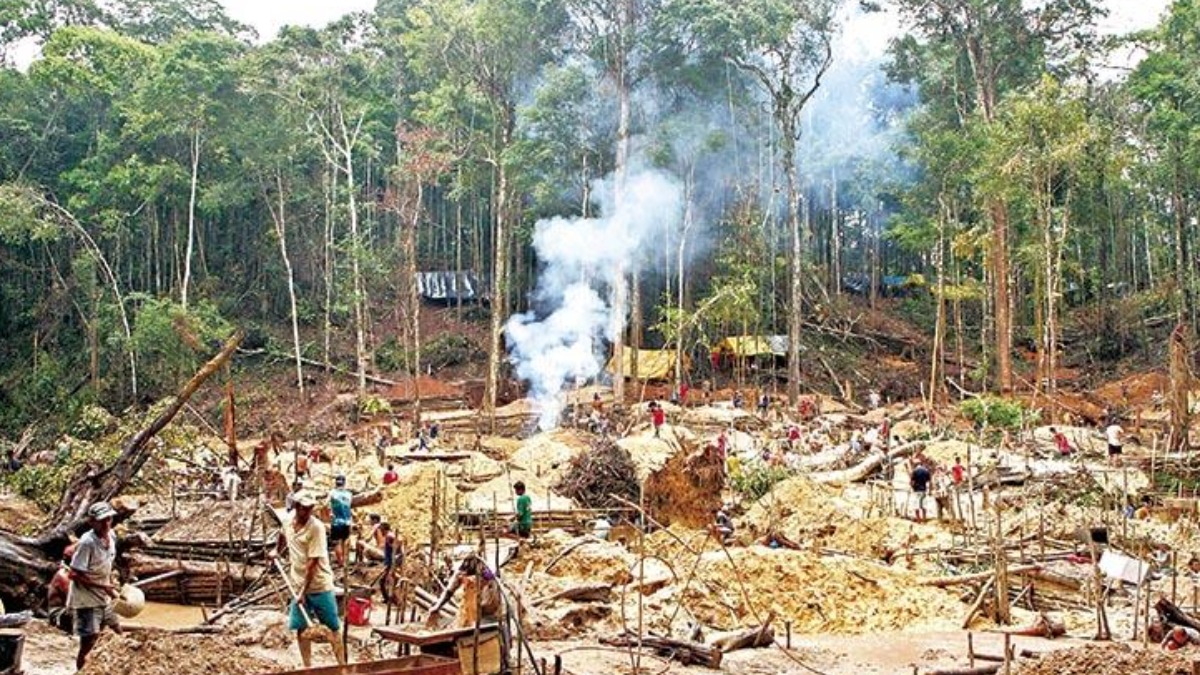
[114,585,145,619]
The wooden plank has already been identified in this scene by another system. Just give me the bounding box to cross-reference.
[373,624,499,647]
[268,654,461,675]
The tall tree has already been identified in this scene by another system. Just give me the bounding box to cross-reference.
[667,0,838,405]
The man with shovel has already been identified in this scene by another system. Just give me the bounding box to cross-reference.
[272,490,345,667]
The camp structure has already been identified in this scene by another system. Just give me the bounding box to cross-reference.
[605,346,685,381]
[416,271,487,304]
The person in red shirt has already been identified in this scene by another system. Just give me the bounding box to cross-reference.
[650,402,666,438]
[787,425,801,451]
[382,464,398,485]
[716,430,728,459]
[1051,427,1072,456]
[951,457,965,485]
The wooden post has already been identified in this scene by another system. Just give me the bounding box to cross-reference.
[967,632,975,669]
[1003,633,1012,675]
[994,508,1010,624]
[786,620,792,650]
[1132,579,1143,640]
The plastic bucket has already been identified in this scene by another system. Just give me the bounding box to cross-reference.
[347,596,372,626]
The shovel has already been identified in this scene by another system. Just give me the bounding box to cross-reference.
[272,557,345,663]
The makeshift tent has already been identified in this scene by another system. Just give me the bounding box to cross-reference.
[605,347,684,380]
[716,335,790,357]
[416,271,487,303]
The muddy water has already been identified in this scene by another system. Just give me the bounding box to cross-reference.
[126,601,207,629]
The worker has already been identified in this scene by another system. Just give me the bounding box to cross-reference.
[910,460,932,523]
[47,544,75,633]
[329,475,353,566]
[650,401,665,438]
[867,389,881,409]
[274,490,343,667]
[429,422,440,447]
[756,392,770,417]
[221,464,242,501]
[69,502,122,671]
[293,447,309,479]
[714,506,734,542]
[951,456,965,485]
[1051,427,1072,456]
[591,514,612,541]
[732,391,744,409]
[382,463,399,485]
[428,546,503,628]
[509,481,533,539]
[1105,421,1124,464]
[1163,625,1200,651]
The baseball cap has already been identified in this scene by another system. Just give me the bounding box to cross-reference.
[293,490,318,508]
[88,501,117,520]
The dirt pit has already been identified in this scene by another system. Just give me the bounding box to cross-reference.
[78,631,277,675]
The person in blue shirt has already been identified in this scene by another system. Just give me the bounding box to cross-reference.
[329,474,353,566]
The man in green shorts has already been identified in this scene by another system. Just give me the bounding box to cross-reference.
[275,490,344,667]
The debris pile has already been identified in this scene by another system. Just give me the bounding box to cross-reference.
[1014,643,1192,675]
[554,439,640,511]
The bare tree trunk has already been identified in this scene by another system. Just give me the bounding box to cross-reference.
[181,128,201,313]
[408,183,423,426]
[831,169,841,297]
[930,199,947,406]
[992,201,1013,394]
[341,116,368,394]
[324,164,336,373]
[611,23,633,406]
[267,169,305,398]
[484,109,515,423]
[1170,323,1191,452]
[784,129,803,406]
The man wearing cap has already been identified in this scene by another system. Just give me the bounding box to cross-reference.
[69,502,122,670]
[329,475,353,566]
[428,546,502,628]
[274,490,342,667]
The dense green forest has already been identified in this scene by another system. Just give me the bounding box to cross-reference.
[0,0,1197,438]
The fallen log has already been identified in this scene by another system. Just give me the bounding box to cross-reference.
[708,612,775,652]
[1156,597,1200,632]
[0,332,243,607]
[962,577,997,629]
[351,488,383,509]
[810,441,927,486]
[925,666,1001,675]
[920,565,1042,587]
[600,633,722,669]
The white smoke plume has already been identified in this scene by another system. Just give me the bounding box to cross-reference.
[506,167,684,430]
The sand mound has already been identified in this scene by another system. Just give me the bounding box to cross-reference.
[0,493,44,534]
[155,499,264,542]
[376,463,446,546]
[740,475,854,538]
[682,547,960,633]
[1014,643,1190,675]
[523,531,636,585]
[78,631,275,675]
[509,429,593,484]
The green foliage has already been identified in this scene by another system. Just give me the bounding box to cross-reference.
[729,463,792,502]
[359,395,393,417]
[130,296,232,397]
[959,397,1035,430]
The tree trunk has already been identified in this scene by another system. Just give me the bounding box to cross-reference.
[1170,323,1190,452]
[784,129,803,406]
[0,331,244,608]
[484,107,515,423]
[345,142,367,394]
[991,200,1013,393]
[408,183,423,426]
[611,22,632,407]
[268,169,305,399]
[181,128,201,313]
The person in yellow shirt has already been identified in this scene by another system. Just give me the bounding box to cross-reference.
[274,491,343,667]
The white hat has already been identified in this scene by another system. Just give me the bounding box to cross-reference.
[88,502,117,521]
[452,545,475,561]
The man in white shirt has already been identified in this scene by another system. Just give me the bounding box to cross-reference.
[1105,423,1124,464]
[69,502,122,670]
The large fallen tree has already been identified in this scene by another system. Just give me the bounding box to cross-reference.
[810,440,927,486]
[0,331,244,608]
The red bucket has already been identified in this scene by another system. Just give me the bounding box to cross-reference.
[347,596,372,626]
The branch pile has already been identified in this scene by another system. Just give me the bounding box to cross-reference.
[554,438,639,511]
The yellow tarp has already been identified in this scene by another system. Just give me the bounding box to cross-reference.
[717,335,778,357]
[605,347,683,380]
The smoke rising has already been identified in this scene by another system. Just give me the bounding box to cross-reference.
[505,167,684,430]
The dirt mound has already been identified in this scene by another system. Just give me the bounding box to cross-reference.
[78,631,276,675]
[509,429,593,484]
[384,375,465,402]
[375,463,445,546]
[1093,371,1170,409]
[681,548,960,633]
[740,475,853,538]
[1014,643,1191,675]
